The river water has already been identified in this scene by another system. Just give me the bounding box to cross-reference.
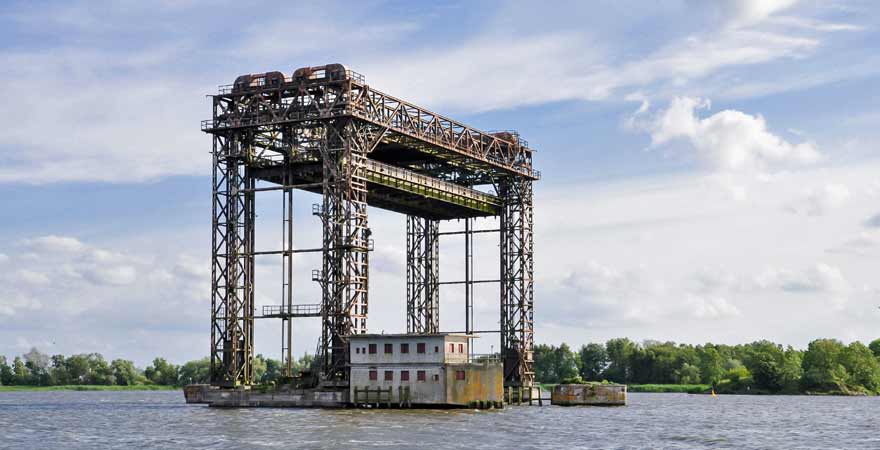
[0,390,877,449]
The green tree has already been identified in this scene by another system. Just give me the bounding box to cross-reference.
[253,354,268,383]
[292,354,314,375]
[802,339,848,392]
[533,344,578,383]
[65,354,91,383]
[779,348,804,393]
[145,357,179,386]
[533,344,555,383]
[604,338,636,383]
[724,365,752,383]
[50,354,70,385]
[554,344,579,382]
[110,359,140,386]
[23,348,50,385]
[262,357,283,383]
[696,345,724,385]
[742,341,790,392]
[674,363,701,384]
[869,339,880,358]
[578,343,608,381]
[0,356,13,385]
[840,342,880,393]
[13,356,30,385]
[88,354,114,385]
[179,358,211,385]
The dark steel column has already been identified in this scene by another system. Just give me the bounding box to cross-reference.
[464,218,474,340]
[210,128,255,387]
[319,119,370,383]
[406,216,440,333]
[499,177,535,389]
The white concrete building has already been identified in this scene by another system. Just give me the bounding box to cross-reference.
[349,333,502,407]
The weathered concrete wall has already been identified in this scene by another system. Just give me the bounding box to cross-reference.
[183,384,210,404]
[551,384,627,406]
[190,386,349,407]
[445,361,503,406]
[350,335,447,365]
[350,365,447,404]
[441,335,470,364]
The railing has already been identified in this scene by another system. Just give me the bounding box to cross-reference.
[468,354,502,363]
[364,159,499,207]
[260,304,322,317]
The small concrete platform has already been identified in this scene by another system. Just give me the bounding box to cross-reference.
[551,384,627,406]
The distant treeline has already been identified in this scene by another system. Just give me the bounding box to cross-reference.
[0,349,312,387]
[535,338,880,395]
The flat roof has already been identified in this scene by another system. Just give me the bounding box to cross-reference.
[349,333,477,340]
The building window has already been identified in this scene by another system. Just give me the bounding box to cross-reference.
[356,348,360,354]
[401,371,410,381]
[369,370,377,381]
[449,343,455,353]
[456,370,466,381]
[384,370,393,381]
[459,343,464,353]
[417,343,426,354]
[417,370,426,381]
[369,344,377,354]
[401,343,409,354]
[434,346,439,353]
[433,374,440,382]
[385,343,393,354]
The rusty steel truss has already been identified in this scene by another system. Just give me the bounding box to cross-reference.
[203,64,538,389]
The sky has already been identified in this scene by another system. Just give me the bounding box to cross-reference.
[1,0,879,366]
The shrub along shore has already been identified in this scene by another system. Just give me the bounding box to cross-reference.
[535,338,880,396]
[0,385,178,392]
[0,350,313,389]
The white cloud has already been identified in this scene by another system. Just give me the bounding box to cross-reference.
[81,265,137,286]
[14,270,50,286]
[865,213,880,228]
[785,183,851,216]
[628,96,821,171]
[753,263,850,294]
[716,0,799,28]
[828,230,880,257]
[24,235,86,253]
[684,295,741,319]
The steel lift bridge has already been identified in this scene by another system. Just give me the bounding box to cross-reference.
[202,64,538,393]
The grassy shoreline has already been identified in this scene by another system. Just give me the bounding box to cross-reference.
[0,385,179,392]
[628,384,710,393]
[539,383,710,394]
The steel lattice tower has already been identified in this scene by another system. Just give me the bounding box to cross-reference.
[203,64,538,390]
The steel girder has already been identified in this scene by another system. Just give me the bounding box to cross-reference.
[210,132,255,387]
[317,119,371,382]
[499,176,535,389]
[406,216,440,334]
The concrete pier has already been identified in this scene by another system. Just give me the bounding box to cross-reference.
[551,383,627,406]
[184,385,348,408]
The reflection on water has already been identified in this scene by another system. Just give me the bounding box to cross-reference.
[1,391,878,449]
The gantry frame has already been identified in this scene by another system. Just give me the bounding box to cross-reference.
[204,64,537,389]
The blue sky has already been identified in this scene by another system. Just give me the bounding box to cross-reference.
[1,0,879,366]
